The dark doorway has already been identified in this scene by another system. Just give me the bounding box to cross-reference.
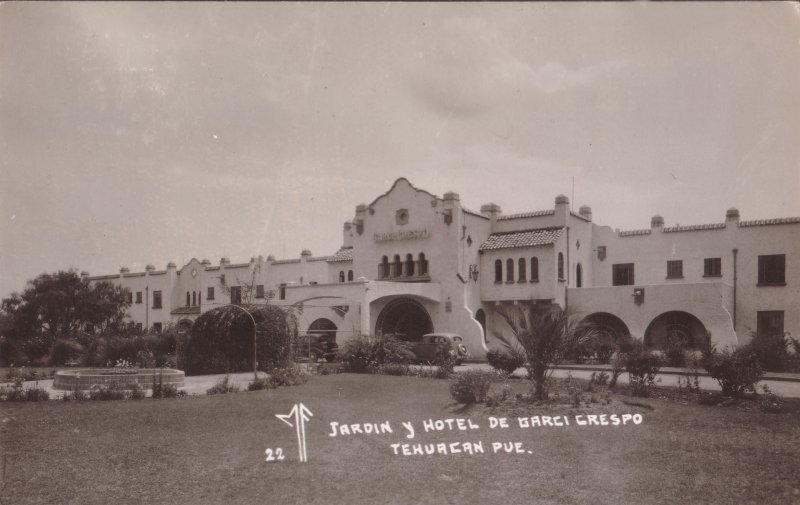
[375,297,433,342]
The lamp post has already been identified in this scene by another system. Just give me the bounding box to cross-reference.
[227,304,259,381]
[469,264,479,282]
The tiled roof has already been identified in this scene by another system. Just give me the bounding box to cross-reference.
[170,306,201,315]
[497,210,555,221]
[479,227,564,251]
[327,248,354,263]
[618,229,651,237]
[739,217,800,227]
[308,256,334,262]
[663,223,726,233]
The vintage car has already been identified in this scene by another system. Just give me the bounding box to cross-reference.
[410,333,469,365]
[296,334,339,362]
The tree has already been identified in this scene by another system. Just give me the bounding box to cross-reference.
[1,270,130,362]
[496,306,592,401]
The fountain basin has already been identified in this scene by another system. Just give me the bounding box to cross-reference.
[53,368,185,391]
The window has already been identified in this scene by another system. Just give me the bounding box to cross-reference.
[278,284,286,300]
[518,258,526,282]
[494,260,502,283]
[704,258,722,277]
[186,291,190,307]
[126,291,133,304]
[530,257,539,282]
[419,253,428,276]
[136,291,142,304]
[558,253,565,280]
[339,271,345,283]
[393,255,402,277]
[612,263,635,286]
[380,256,389,279]
[757,311,784,337]
[758,255,786,285]
[347,270,354,281]
[153,322,162,334]
[667,260,683,279]
[256,285,265,298]
[192,291,197,306]
[230,286,242,305]
[576,263,583,288]
[506,259,514,282]
[152,291,162,309]
[405,254,415,277]
[207,287,215,300]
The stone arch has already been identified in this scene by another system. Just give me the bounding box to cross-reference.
[579,312,630,343]
[475,308,487,343]
[307,318,338,341]
[375,297,433,342]
[644,311,709,349]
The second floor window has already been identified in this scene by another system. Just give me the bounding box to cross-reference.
[758,254,785,286]
[136,291,142,304]
[348,270,354,281]
[704,258,722,277]
[506,259,514,282]
[256,285,265,298]
[518,258,526,282]
[667,260,683,279]
[612,263,634,286]
[126,291,133,304]
[230,286,242,304]
[530,257,539,282]
[152,291,162,309]
[279,284,286,300]
[339,271,345,282]
[495,260,502,283]
[207,287,215,300]
[558,253,565,280]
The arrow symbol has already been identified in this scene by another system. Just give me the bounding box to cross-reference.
[276,403,313,462]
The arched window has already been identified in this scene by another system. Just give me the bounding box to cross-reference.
[576,263,583,288]
[192,291,196,306]
[530,257,539,281]
[495,259,502,283]
[405,254,415,277]
[506,259,514,282]
[558,252,565,280]
[518,258,526,282]
[347,270,354,281]
[419,253,428,276]
[393,254,402,277]
[339,271,345,283]
[380,256,389,279]
[186,291,190,307]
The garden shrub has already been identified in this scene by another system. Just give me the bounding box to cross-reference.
[128,384,146,400]
[701,345,763,397]
[48,339,84,366]
[380,363,410,376]
[151,371,180,398]
[88,383,128,401]
[431,344,457,379]
[746,331,789,372]
[81,332,176,368]
[184,305,297,375]
[206,375,241,395]
[247,378,273,391]
[758,385,785,414]
[0,378,50,402]
[486,348,525,375]
[266,366,309,387]
[339,334,414,374]
[624,342,663,397]
[449,370,494,404]
[590,371,609,386]
[663,333,688,368]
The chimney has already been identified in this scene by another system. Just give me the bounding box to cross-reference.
[578,205,592,221]
[220,257,230,266]
[726,207,740,223]
[651,215,664,229]
[354,204,367,235]
[554,195,570,225]
[342,221,354,248]
[480,203,502,227]
[443,191,460,226]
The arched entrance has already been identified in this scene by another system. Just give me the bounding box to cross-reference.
[375,297,433,342]
[644,311,709,349]
[580,312,630,342]
[475,309,487,343]
[307,318,337,341]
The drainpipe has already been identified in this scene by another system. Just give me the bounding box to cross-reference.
[145,286,149,330]
[732,248,738,332]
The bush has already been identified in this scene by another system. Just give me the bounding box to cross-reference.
[206,375,241,395]
[248,378,273,391]
[339,334,414,374]
[590,371,609,386]
[747,331,789,372]
[128,384,146,400]
[81,332,176,368]
[62,390,87,401]
[701,345,763,397]
[758,385,785,414]
[151,371,180,398]
[184,305,297,375]
[486,348,525,375]
[25,386,50,401]
[449,370,494,404]
[663,333,688,368]
[625,343,663,397]
[266,366,309,388]
[48,339,84,366]
[380,363,410,376]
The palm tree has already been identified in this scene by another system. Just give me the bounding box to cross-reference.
[496,306,591,400]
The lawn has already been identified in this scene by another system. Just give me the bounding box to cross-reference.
[1,373,799,505]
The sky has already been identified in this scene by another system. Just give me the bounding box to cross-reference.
[1,2,799,298]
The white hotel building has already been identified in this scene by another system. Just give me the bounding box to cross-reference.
[85,178,799,357]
